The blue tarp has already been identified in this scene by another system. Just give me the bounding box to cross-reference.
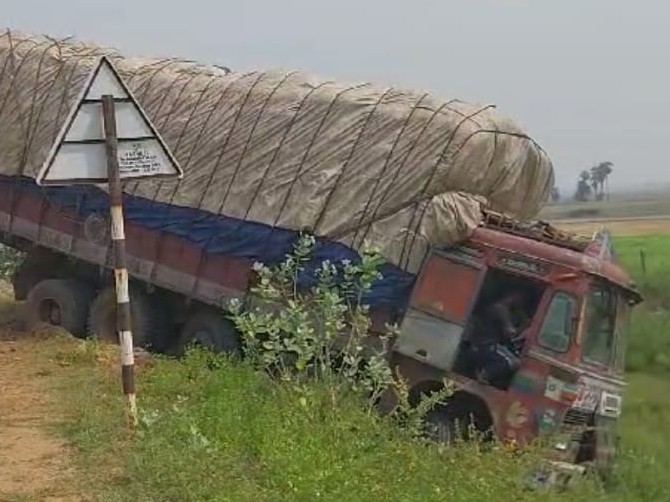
[3,176,416,311]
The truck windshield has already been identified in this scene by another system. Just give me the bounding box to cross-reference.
[582,284,617,367]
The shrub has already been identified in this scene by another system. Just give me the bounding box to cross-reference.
[0,243,22,281]
[228,233,448,437]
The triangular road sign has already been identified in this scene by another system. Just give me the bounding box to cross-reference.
[36,55,183,186]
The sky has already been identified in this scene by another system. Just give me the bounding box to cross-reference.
[5,0,669,195]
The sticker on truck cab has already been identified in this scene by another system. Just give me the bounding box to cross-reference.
[572,377,622,416]
[572,384,601,412]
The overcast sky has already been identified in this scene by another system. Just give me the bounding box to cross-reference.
[5,0,669,194]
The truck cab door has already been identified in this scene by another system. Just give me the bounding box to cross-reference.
[393,248,486,371]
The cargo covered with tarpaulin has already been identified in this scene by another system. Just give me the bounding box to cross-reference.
[0,30,554,310]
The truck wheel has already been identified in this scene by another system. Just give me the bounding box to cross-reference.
[425,402,491,445]
[12,248,67,301]
[424,407,468,445]
[177,309,241,356]
[25,279,94,337]
[87,287,167,349]
[423,391,494,446]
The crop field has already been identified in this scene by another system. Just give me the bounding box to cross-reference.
[542,195,670,236]
[553,216,670,237]
[540,195,670,221]
[1,212,669,501]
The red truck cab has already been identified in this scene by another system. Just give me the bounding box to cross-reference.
[388,210,641,480]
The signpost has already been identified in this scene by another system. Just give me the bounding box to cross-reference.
[36,56,183,426]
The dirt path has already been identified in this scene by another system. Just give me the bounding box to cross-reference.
[0,302,85,501]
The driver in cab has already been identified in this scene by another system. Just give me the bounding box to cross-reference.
[472,290,529,388]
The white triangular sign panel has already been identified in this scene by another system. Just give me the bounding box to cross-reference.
[36,56,183,186]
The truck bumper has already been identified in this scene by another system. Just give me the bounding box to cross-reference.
[527,460,587,490]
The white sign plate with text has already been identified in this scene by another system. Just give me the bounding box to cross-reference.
[36,56,183,185]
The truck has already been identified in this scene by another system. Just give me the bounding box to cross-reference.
[0,30,642,484]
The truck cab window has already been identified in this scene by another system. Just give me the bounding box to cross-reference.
[538,292,575,352]
[582,286,617,367]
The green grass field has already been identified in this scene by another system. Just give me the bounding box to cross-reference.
[2,234,669,501]
[609,235,670,501]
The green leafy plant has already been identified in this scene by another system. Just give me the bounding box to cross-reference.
[0,244,22,281]
[228,233,448,436]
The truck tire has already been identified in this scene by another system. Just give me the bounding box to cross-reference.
[12,248,67,301]
[424,407,468,445]
[87,287,167,349]
[25,278,95,337]
[423,397,493,445]
[176,309,241,356]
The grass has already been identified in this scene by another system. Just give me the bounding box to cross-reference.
[52,346,609,502]
[3,234,670,501]
[614,235,670,374]
[615,373,670,501]
[607,234,670,501]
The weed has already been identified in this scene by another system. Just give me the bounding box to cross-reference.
[0,244,22,281]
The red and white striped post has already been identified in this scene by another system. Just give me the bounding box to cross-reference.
[102,94,138,427]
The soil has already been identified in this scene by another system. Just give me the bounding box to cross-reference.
[0,295,86,501]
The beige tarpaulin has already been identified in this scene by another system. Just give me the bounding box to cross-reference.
[0,30,554,273]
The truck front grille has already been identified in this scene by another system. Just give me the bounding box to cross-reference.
[562,408,595,439]
[563,408,593,427]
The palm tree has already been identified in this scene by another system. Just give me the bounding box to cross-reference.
[575,170,592,202]
[590,162,614,201]
[600,161,614,200]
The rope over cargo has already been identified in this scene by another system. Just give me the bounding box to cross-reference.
[0,29,554,274]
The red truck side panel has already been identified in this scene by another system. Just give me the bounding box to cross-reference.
[0,182,252,306]
[125,222,159,280]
